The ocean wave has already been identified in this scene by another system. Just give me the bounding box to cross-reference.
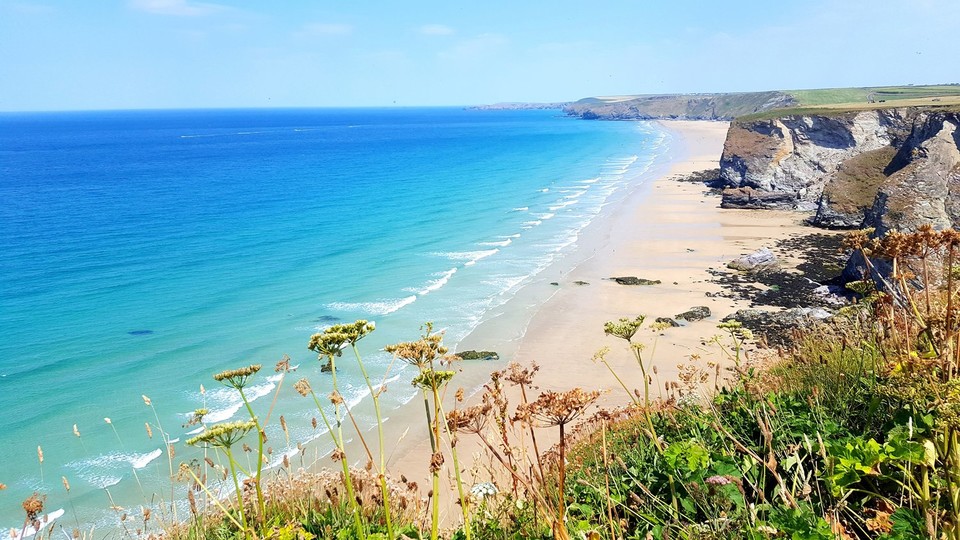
[548,199,578,211]
[500,233,521,239]
[325,295,417,316]
[535,213,555,220]
[204,377,279,423]
[511,207,528,212]
[132,448,163,469]
[563,190,588,200]
[479,238,512,247]
[434,249,499,267]
[579,177,601,184]
[521,220,542,229]
[418,268,457,295]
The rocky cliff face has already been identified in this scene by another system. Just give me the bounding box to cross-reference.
[719,108,960,233]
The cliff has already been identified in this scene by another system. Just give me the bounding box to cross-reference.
[563,91,798,121]
[718,107,960,233]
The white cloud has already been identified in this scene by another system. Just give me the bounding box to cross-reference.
[297,22,354,37]
[419,24,454,36]
[129,0,226,17]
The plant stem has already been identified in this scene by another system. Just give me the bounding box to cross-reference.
[351,344,394,539]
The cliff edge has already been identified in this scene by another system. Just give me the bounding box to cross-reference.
[718,107,960,233]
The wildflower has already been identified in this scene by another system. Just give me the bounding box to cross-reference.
[386,333,447,369]
[104,418,112,424]
[412,369,455,390]
[503,361,538,386]
[329,391,345,405]
[428,452,445,473]
[705,475,731,486]
[142,395,151,406]
[212,364,261,390]
[470,482,498,500]
[145,423,153,439]
[37,446,43,464]
[604,315,646,342]
[274,354,291,373]
[0,483,6,490]
[22,493,44,525]
[185,408,208,427]
[72,424,80,438]
[519,388,600,428]
[294,378,312,397]
[446,403,491,434]
[61,476,70,492]
[308,320,375,358]
[186,420,257,449]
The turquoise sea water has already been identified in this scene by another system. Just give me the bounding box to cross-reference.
[0,108,665,533]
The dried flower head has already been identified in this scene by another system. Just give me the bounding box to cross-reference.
[446,403,491,434]
[519,388,600,427]
[294,378,312,397]
[61,476,70,493]
[72,424,80,438]
[274,354,291,373]
[142,395,152,406]
[186,420,257,449]
[22,493,44,524]
[37,446,43,464]
[504,362,538,386]
[212,364,261,390]
[185,408,208,427]
[604,315,646,342]
[145,423,153,439]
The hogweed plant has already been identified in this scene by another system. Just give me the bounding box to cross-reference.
[387,324,472,540]
[307,320,395,539]
[185,420,258,532]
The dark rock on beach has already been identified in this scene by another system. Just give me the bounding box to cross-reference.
[655,317,682,327]
[723,307,832,347]
[675,306,711,322]
[611,276,661,286]
[456,350,500,361]
[321,359,334,372]
[574,280,590,286]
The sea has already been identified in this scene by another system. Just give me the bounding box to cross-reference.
[0,107,668,534]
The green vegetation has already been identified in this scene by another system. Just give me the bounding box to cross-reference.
[787,85,960,106]
[16,227,960,539]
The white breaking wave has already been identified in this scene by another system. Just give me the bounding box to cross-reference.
[511,207,528,212]
[131,448,163,469]
[434,249,499,267]
[479,238,513,247]
[579,177,600,184]
[325,296,418,316]
[535,213,555,220]
[418,268,458,296]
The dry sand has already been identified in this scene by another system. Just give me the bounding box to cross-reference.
[337,119,819,526]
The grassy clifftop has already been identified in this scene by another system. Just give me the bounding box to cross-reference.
[565,84,960,120]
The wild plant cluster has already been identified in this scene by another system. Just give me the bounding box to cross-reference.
[13,225,960,539]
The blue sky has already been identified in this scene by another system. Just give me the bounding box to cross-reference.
[1,0,958,111]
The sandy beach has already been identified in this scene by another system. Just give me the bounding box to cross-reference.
[347,119,822,527]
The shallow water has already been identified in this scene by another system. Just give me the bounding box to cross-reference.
[0,107,664,533]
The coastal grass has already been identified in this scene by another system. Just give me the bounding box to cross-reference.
[20,225,960,539]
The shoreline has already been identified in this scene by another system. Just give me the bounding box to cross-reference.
[364,119,817,525]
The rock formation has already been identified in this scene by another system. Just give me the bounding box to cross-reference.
[718,108,960,233]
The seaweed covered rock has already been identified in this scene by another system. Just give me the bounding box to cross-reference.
[456,350,500,361]
[675,306,711,322]
[610,276,661,286]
